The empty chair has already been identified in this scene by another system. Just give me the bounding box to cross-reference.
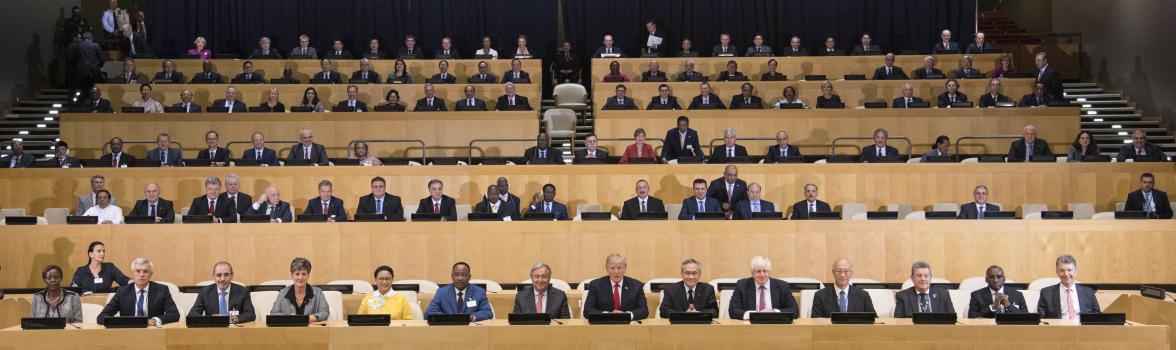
[900,277,951,290]
[82,303,104,324]
[43,208,69,225]
[718,289,734,319]
[948,289,970,317]
[0,208,27,217]
[850,212,867,220]
[553,83,589,112]
[1115,202,1125,212]
[543,109,577,143]
[1027,277,1060,291]
[781,277,824,289]
[577,204,603,213]
[404,205,418,216]
[887,204,914,219]
[1091,212,1116,220]
[643,277,683,293]
[904,211,927,220]
[470,279,503,293]
[323,291,344,321]
[866,289,895,318]
[577,278,595,291]
[666,204,683,220]
[455,204,472,221]
[1021,289,1041,312]
[1021,204,1048,217]
[173,292,198,317]
[1068,203,1095,219]
[400,290,423,320]
[841,203,867,220]
[251,291,279,318]
[393,279,439,294]
[800,289,818,318]
[708,277,741,292]
[327,279,374,294]
[1023,212,1042,220]
[960,157,979,163]
[906,157,922,163]
[155,281,181,295]
[932,202,959,212]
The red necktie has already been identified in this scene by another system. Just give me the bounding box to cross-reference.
[612,283,622,311]
[322,202,328,215]
[208,199,215,215]
[433,202,440,214]
[112,155,118,167]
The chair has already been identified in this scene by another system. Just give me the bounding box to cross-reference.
[932,203,959,212]
[666,204,683,220]
[455,204,472,221]
[718,289,734,319]
[515,278,572,292]
[708,277,740,292]
[643,277,682,293]
[1023,212,1042,220]
[904,211,926,220]
[552,84,589,112]
[841,203,867,220]
[1115,202,1125,212]
[579,290,589,318]
[1021,289,1041,312]
[470,279,503,293]
[82,303,104,324]
[393,279,439,294]
[43,208,69,225]
[887,204,913,219]
[251,291,279,318]
[781,277,824,290]
[799,289,818,318]
[958,276,1015,292]
[327,279,374,294]
[0,208,26,217]
[866,289,895,317]
[813,159,828,164]
[576,204,602,214]
[400,290,423,320]
[173,292,198,317]
[1027,277,1060,291]
[259,279,293,286]
[1055,156,1068,162]
[960,157,979,163]
[1068,203,1095,219]
[1021,204,1049,217]
[906,157,921,163]
[156,281,181,295]
[850,212,867,220]
[404,205,418,217]
[577,278,594,291]
[1091,212,1116,220]
[654,291,667,318]
[849,278,880,284]
[900,278,951,290]
[543,109,577,143]
[948,289,970,317]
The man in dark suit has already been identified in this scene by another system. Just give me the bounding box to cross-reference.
[54,141,81,168]
[302,180,348,222]
[361,38,386,59]
[647,84,682,110]
[591,35,625,58]
[661,116,702,162]
[190,61,223,84]
[356,176,405,220]
[583,254,647,320]
[188,262,256,323]
[496,82,532,111]
[288,128,330,166]
[640,21,664,56]
[188,176,233,223]
[965,32,992,54]
[325,39,352,59]
[232,61,264,84]
[729,83,763,109]
[395,35,423,59]
[851,33,881,55]
[1125,173,1174,219]
[620,180,666,220]
[351,58,380,83]
[811,259,876,318]
[70,32,104,89]
[525,184,569,220]
[1034,52,1064,100]
[1117,130,1167,162]
[957,185,1001,219]
[818,37,842,56]
[219,174,252,217]
[680,179,722,220]
[172,89,202,113]
[416,179,458,221]
[676,60,706,82]
[967,265,1029,318]
[978,78,1012,107]
[428,60,457,84]
[711,33,739,57]
[335,85,369,112]
[790,184,832,220]
[4,140,35,168]
[553,42,580,83]
[414,83,448,111]
[729,256,798,319]
[312,59,342,84]
[474,184,516,220]
[210,86,246,113]
[496,177,524,220]
[1007,124,1053,162]
[859,128,901,162]
[641,60,668,82]
[241,132,279,166]
[602,84,639,110]
[127,183,175,223]
[248,37,282,59]
[708,164,748,216]
[892,83,926,108]
[468,61,497,84]
[688,82,726,109]
[434,37,459,59]
[893,261,955,317]
[98,137,135,167]
[98,258,180,325]
[120,24,150,57]
[872,53,909,80]
[931,29,960,53]
[513,263,571,318]
[1037,255,1100,319]
[111,57,143,84]
[523,133,563,164]
[659,259,719,316]
[734,183,775,219]
[502,59,532,84]
[455,85,488,111]
[245,186,293,223]
[197,131,230,166]
[913,56,945,79]
[146,133,184,166]
[573,134,610,160]
[153,60,184,83]
[1019,83,1056,107]
[782,36,810,56]
[709,129,749,164]
[79,86,113,113]
[764,131,802,163]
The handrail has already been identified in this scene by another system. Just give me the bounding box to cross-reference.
[467,138,536,164]
[346,139,427,164]
[830,136,913,157]
[955,135,1021,155]
[706,137,831,154]
[102,140,183,155]
[225,140,301,159]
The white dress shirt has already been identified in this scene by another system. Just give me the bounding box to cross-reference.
[1059,283,1082,320]
[83,205,124,224]
[743,280,774,319]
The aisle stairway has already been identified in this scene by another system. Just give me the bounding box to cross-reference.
[1,89,71,158]
[1064,82,1175,156]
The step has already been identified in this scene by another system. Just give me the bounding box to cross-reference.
[1075,100,1129,107]
[1063,82,1098,88]
[1084,128,1167,135]
[1063,88,1103,94]
[1082,115,1143,122]
[1081,107,1135,113]
[3,115,57,122]
[1081,121,1160,128]
[1066,94,1121,100]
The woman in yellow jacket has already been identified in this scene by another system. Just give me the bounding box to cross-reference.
[356,265,414,319]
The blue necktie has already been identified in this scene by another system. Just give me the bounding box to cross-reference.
[838,290,848,312]
[698,200,704,213]
[135,290,145,316]
[218,291,228,315]
[375,199,383,214]
[752,202,760,213]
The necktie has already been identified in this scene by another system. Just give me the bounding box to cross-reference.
[148,204,155,217]
[165,73,170,79]
[919,293,930,313]
[662,98,667,105]
[727,184,734,203]
[184,103,190,112]
[1065,288,1076,319]
[1144,193,1154,213]
[780,148,786,157]
[112,154,118,167]
[468,99,474,107]
[886,67,891,75]
[480,74,486,80]
[229,195,235,212]
[208,199,215,214]
[322,202,329,215]
[612,283,621,311]
[752,202,760,213]
[703,97,709,104]
[301,47,306,55]
[255,150,261,159]
[267,205,275,217]
[227,101,234,113]
[745,97,751,104]
[544,202,551,213]
[679,133,686,151]
[539,150,546,158]
[363,72,368,80]
[136,290,146,316]
[458,291,465,312]
[757,285,767,311]
[10,155,17,167]
[433,202,440,214]
[442,73,447,80]
[510,97,515,106]
[606,48,612,54]
[349,100,354,108]
[535,292,544,313]
[219,291,228,315]
[304,147,310,160]
[375,198,383,214]
[809,202,816,213]
[162,150,168,164]
[838,290,848,312]
[698,200,704,213]
[728,148,734,158]
[209,149,215,159]
[1038,69,1045,82]
[687,289,695,306]
[640,200,646,213]
[1137,148,1145,156]
[246,73,251,80]
[514,72,519,79]
[979,204,986,219]
[877,147,883,157]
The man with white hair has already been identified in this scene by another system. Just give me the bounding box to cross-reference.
[583,254,648,320]
[893,261,954,318]
[728,256,798,319]
[496,82,532,111]
[1038,254,1100,319]
[512,262,571,318]
[218,173,253,216]
[246,186,293,223]
[932,29,959,53]
[708,129,748,163]
[892,83,925,108]
[97,257,180,325]
[1007,124,1053,162]
[811,258,876,317]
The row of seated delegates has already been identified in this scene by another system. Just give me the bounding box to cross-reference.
[109,57,533,87]
[254,34,540,60]
[604,28,996,58]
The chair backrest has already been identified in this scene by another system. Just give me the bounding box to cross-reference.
[866,289,895,318]
[251,291,279,320]
[887,204,913,219]
[1023,212,1042,220]
[43,208,69,225]
[850,212,867,220]
[393,279,439,294]
[960,157,979,163]
[1115,202,1125,212]
[1021,289,1040,312]
[579,289,589,318]
[553,84,588,107]
[1090,211,1116,220]
[948,289,970,317]
[906,157,921,163]
[323,291,344,321]
[455,204,472,221]
[327,279,374,294]
[577,278,594,291]
[401,290,423,320]
[643,278,683,293]
[0,208,27,217]
[195,280,248,287]
[543,109,577,139]
[404,205,419,216]
[841,203,867,220]
[36,216,48,225]
[1021,204,1049,217]
[719,289,734,319]
[1027,277,1060,291]
[932,203,959,212]
[780,277,824,290]
[849,278,880,284]
[470,279,503,293]
[708,277,740,292]
[1055,156,1068,162]
[260,279,293,286]
[799,289,818,318]
[900,277,951,290]
[1067,203,1096,219]
[904,211,926,220]
[577,204,602,213]
[173,292,198,317]
[957,277,986,292]
[654,290,667,318]
[813,159,828,164]
[666,204,683,220]
[82,303,104,324]
[156,281,180,295]
[515,278,572,292]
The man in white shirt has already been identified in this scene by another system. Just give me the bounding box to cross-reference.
[101,0,128,36]
[1037,254,1100,319]
[83,189,123,224]
[77,175,117,215]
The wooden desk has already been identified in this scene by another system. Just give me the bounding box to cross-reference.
[591,79,1035,113]
[93,83,539,111]
[59,112,537,158]
[594,108,1079,155]
[1106,294,1176,350]
[107,58,543,86]
[590,54,1005,82]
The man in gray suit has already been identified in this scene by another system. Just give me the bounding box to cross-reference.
[287,128,329,166]
[512,262,571,318]
[145,133,184,166]
[289,34,318,58]
[77,174,116,215]
[894,261,954,317]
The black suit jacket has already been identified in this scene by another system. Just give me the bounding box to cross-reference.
[967,287,1029,318]
[659,281,719,316]
[707,178,748,208]
[1019,94,1055,107]
[210,99,247,112]
[287,143,330,165]
[4,153,35,168]
[957,202,1001,219]
[965,43,992,54]
[128,199,175,223]
[240,147,279,166]
[932,42,961,53]
[248,49,282,59]
[733,200,776,219]
[312,71,343,84]
[170,102,202,113]
[335,100,369,112]
[473,199,517,220]
[232,72,264,84]
[729,95,764,109]
[196,147,231,163]
[502,70,531,83]
[790,200,832,220]
[428,73,457,84]
[676,71,706,82]
[496,95,532,111]
[661,128,702,161]
[454,98,488,111]
[619,196,666,220]
[350,70,380,83]
[688,94,726,109]
[640,70,668,82]
[1116,143,1167,163]
[602,96,639,110]
[873,66,909,80]
[414,97,448,111]
[729,278,798,318]
[591,47,626,58]
[217,192,253,216]
[433,49,459,59]
[188,195,233,221]
[859,145,901,162]
[468,73,497,84]
[978,93,1011,107]
[124,33,151,57]
[583,276,648,320]
[153,71,184,83]
[325,50,353,59]
[1125,189,1173,219]
[646,96,682,110]
[416,196,458,221]
[781,47,810,56]
[892,96,926,108]
[191,71,223,84]
[99,152,137,167]
[512,286,571,318]
[893,287,955,317]
[81,98,114,113]
[710,45,739,57]
[1037,284,1100,318]
[188,283,256,322]
[395,47,423,59]
[524,146,563,164]
[708,145,749,164]
[97,281,180,324]
[244,201,293,222]
[573,148,610,161]
[303,196,349,221]
[764,145,802,163]
[1036,66,1064,100]
[1007,138,1053,162]
[356,194,405,220]
[811,285,876,318]
[851,44,881,55]
[915,68,946,79]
